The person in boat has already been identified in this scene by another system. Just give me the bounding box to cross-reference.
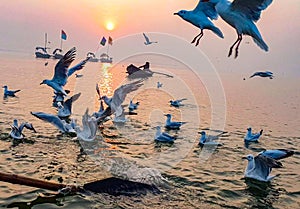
[138,62,150,70]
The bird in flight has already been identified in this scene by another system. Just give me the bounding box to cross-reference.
[203,0,273,58]
[174,0,224,46]
[143,33,158,45]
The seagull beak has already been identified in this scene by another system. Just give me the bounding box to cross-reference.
[242,157,247,160]
[39,82,43,85]
[173,13,178,15]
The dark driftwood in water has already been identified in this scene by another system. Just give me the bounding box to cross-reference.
[0,172,160,196]
[0,172,75,192]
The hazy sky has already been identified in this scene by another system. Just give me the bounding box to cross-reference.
[0,0,299,75]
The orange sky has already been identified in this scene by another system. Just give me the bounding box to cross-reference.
[0,0,299,74]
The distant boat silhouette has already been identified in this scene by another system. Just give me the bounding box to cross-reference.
[35,33,51,59]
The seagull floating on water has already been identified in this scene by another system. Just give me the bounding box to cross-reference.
[198,131,223,147]
[249,71,274,79]
[164,114,187,130]
[203,0,273,58]
[40,47,89,96]
[128,100,140,113]
[31,111,76,136]
[155,126,176,143]
[101,79,144,119]
[169,98,187,107]
[143,33,158,45]
[174,0,224,46]
[2,85,21,97]
[9,119,36,140]
[243,150,293,182]
[57,93,81,118]
[244,127,263,142]
[157,81,163,89]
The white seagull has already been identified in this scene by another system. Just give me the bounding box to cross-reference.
[155,126,176,143]
[143,33,158,45]
[157,81,163,89]
[31,111,76,135]
[174,0,224,46]
[128,100,140,112]
[57,93,81,118]
[203,0,273,58]
[9,119,36,140]
[169,98,187,107]
[40,47,89,95]
[101,79,144,118]
[198,131,223,147]
[75,109,99,141]
[243,151,293,182]
[3,85,21,97]
[244,127,263,142]
[164,114,187,130]
[249,71,274,79]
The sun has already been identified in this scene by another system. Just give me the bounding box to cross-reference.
[106,22,115,31]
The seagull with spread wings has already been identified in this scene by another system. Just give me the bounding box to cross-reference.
[40,47,89,95]
[203,0,273,58]
[143,33,158,45]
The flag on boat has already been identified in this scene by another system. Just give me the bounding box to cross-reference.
[108,36,113,45]
[61,30,67,40]
[100,37,107,46]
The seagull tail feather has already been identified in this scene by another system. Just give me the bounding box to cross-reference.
[253,37,268,51]
[211,26,224,39]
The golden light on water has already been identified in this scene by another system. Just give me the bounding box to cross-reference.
[106,22,115,31]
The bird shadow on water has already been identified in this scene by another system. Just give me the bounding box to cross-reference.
[243,178,285,209]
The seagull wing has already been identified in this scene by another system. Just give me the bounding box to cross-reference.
[249,72,259,78]
[111,80,144,115]
[143,33,150,43]
[254,155,282,179]
[231,0,273,22]
[19,122,36,133]
[193,1,218,20]
[261,149,294,160]
[67,56,90,77]
[177,98,188,102]
[52,47,76,86]
[63,93,81,113]
[31,111,67,132]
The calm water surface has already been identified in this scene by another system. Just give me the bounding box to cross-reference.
[0,54,299,209]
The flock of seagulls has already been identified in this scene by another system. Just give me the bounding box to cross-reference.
[175,0,273,58]
[1,0,295,192]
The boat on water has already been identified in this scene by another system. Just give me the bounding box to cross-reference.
[35,33,51,59]
[86,52,99,62]
[52,48,63,59]
[126,63,153,78]
[99,53,113,63]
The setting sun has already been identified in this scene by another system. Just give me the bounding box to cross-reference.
[106,22,115,31]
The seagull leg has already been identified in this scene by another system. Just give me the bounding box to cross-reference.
[228,34,241,57]
[234,35,243,58]
[191,30,203,44]
[195,30,204,46]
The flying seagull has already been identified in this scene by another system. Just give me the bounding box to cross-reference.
[2,85,20,97]
[143,33,158,45]
[174,0,224,46]
[101,79,144,118]
[40,47,89,95]
[164,114,187,130]
[243,151,293,182]
[249,71,274,79]
[57,93,81,118]
[203,0,273,58]
[31,111,76,135]
[9,119,36,140]
[128,100,140,113]
[75,109,99,141]
[244,127,263,142]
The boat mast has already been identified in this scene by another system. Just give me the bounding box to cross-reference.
[44,33,47,50]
